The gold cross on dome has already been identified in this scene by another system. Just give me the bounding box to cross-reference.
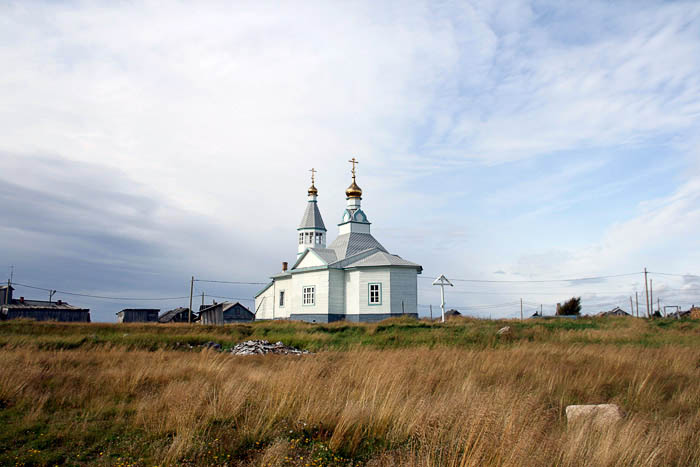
[309,167,317,184]
[348,157,359,178]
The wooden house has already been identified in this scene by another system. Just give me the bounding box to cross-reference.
[158,307,193,323]
[0,285,90,322]
[117,308,159,323]
[199,301,254,325]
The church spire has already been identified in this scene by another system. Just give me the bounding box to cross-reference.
[298,168,326,256]
[339,157,370,235]
[308,168,318,197]
[345,157,362,198]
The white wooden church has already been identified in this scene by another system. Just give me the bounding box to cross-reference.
[255,159,422,323]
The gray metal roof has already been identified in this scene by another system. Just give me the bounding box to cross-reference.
[328,232,387,260]
[3,299,87,310]
[341,250,422,270]
[158,307,190,322]
[312,248,338,264]
[298,201,326,231]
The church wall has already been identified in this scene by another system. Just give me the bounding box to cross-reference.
[355,267,392,316]
[290,269,330,318]
[338,222,370,235]
[389,268,419,315]
[273,277,293,319]
[255,285,275,320]
[295,250,326,269]
[328,269,346,315]
[344,270,360,315]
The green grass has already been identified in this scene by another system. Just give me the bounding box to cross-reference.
[1,316,699,352]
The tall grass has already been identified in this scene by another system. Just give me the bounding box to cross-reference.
[1,337,699,465]
[2,316,699,351]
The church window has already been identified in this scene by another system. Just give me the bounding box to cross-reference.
[315,232,322,244]
[302,286,315,306]
[279,290,285,307]
[299,233,303,244]
[369,283,381,305]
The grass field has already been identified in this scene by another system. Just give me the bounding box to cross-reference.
[1,317,700,466]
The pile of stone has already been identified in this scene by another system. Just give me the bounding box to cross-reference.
[229,340,311,356]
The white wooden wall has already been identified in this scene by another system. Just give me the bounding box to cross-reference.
[390,268,418,314]
[290,269,330,314]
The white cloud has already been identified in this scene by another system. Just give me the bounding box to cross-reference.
[1,0,699,318]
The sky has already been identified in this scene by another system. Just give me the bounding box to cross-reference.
[1,0,699,321]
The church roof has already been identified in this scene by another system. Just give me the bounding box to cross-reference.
[311,248,338,264]
[341,250,422,270]
[298,200,326,231]
[328,232,387,260]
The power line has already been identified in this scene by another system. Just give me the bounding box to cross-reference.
[11,282,189,301]
[194,279,266,285]
[648,271,700,278]
[208,295,254,302]
[418,272,642,283]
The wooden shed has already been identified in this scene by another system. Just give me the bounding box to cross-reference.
[0,287,90,322]
[199,302,254,325]
[158,307,193,323]
[117,309,159,323]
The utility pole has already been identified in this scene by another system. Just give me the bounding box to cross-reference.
[430,305,433,321]
[644,268,650,319]
[49,290,56,304]
[520,298,523,321]
[650,279,654,317]
[635,292,639,318]
[658,297,661,316]
[540,304,543,316]
[630,296,634,315]
[432,274,453,323]
[201,291,205,308]
[188,276,194,323]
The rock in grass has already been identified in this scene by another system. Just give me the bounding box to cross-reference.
[496,326,512,335]
[566,404,623,427]
[230,339,310,356]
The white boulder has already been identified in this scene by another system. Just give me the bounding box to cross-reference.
[496,326,512,335]
[566,404,623,427]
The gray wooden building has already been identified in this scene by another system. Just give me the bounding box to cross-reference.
[158,307,192,323]
[116,308,159,323]
[0,285,90,322]
[199,301,254,325]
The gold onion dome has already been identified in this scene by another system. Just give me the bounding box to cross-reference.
[345,179,362,198]
[308,183,318,196]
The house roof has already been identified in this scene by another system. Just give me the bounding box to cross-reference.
[298,200,326,231]
[3,299,87,311]
[312,248,338,264]
[200,301,252,314]
[597,307,630,317]
[339,250,422,271]
[119,308,160,313]
[328,232,387,260]
[158,307,191,322]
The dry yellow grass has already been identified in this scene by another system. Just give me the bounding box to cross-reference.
[1,341,699,466]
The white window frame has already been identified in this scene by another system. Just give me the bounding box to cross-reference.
[368,282,382,305]
[302,286,315,306]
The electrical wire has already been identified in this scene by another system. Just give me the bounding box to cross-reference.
[418,272,643,283]
[648,272,700,278]
[194,279,266,285]
[11,282,190,301]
